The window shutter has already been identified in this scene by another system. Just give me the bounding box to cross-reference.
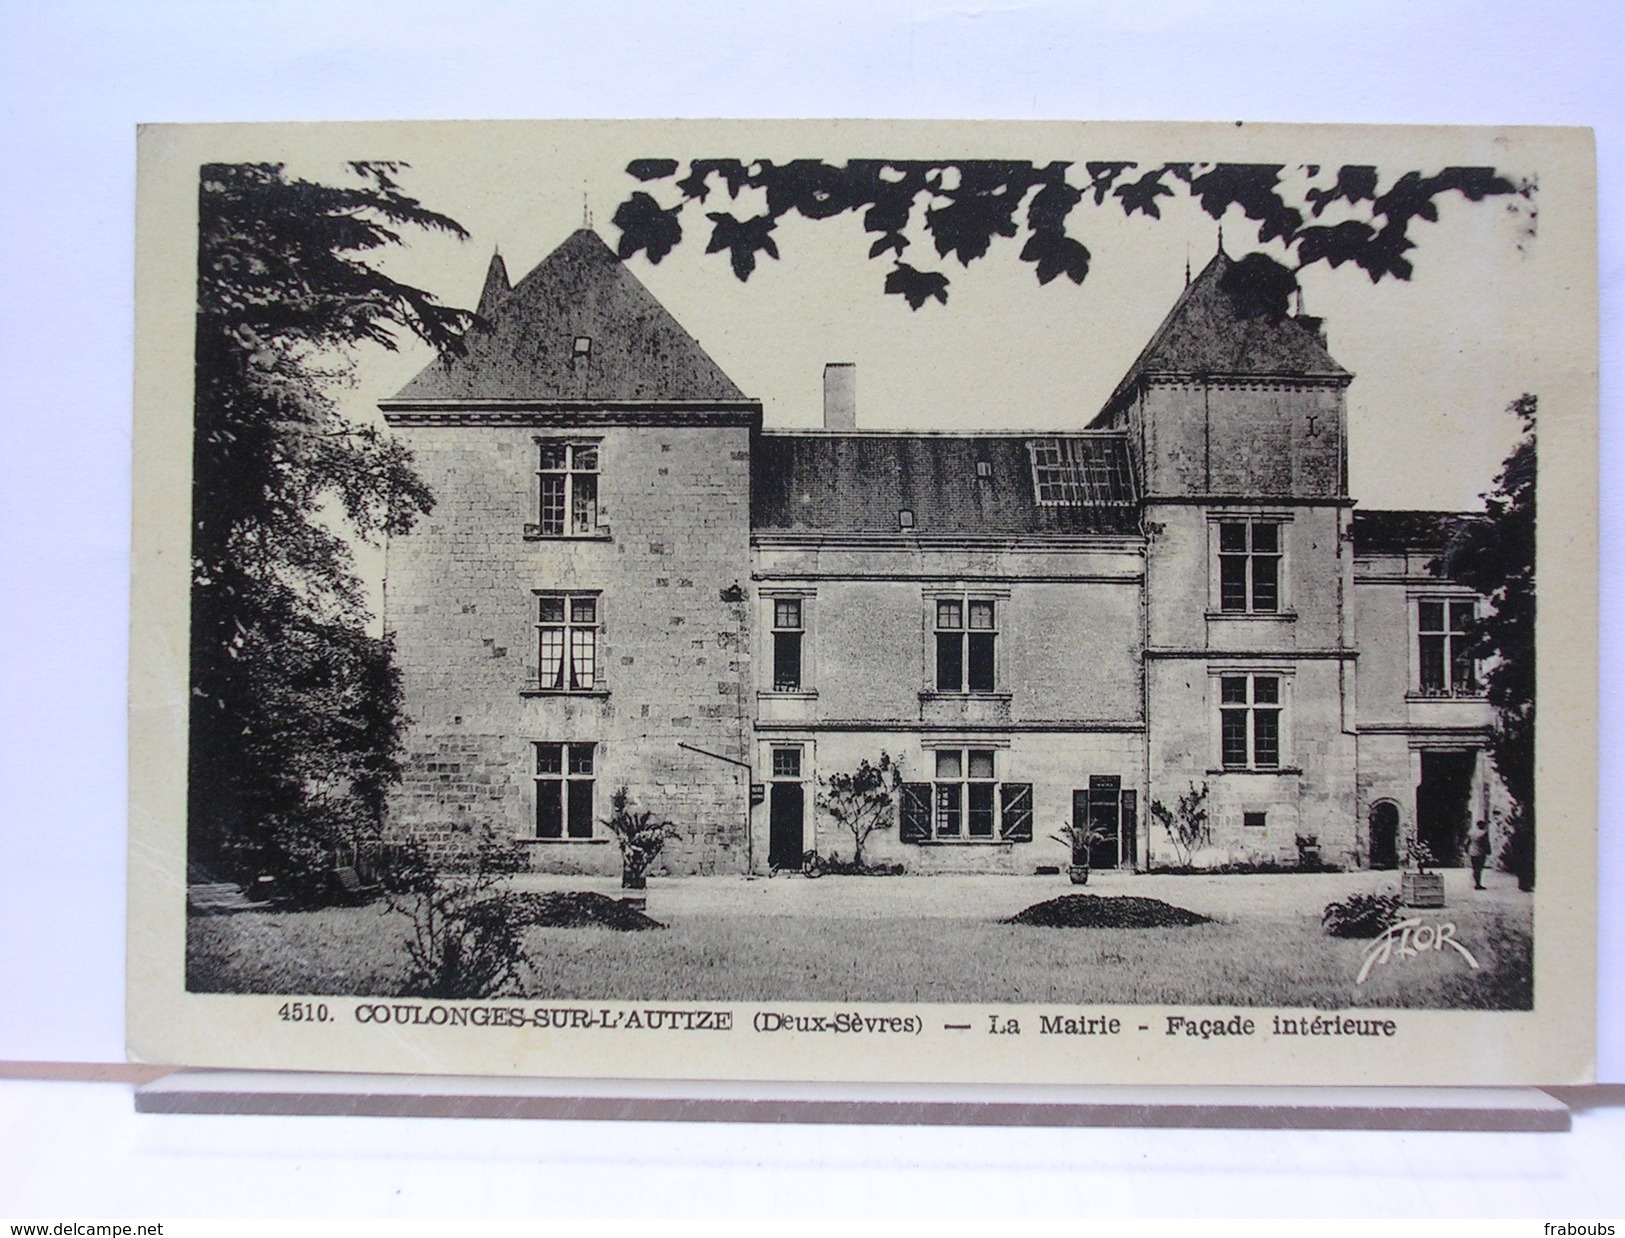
[1120,790,1138,868]
[1000,783,1034,842]
[899,783,932,843]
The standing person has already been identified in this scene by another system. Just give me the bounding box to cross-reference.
[1467,819,1492,890]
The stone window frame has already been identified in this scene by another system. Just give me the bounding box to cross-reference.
[1210,666,1295,773]
[760,588,817,696]
[525,436,610,540]
[907,739,1031,845]
[533,740,598,841]
[925,587,1009,695]
[1207,511,1294,618]
[1415,595,1481,698]
[528,589,607,696]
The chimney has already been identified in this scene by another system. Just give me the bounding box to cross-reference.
[823,363,856,430]
[1296,314,1327,346]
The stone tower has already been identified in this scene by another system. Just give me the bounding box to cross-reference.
[380,230,760,875]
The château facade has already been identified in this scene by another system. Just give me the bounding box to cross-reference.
[378,229,1508,877]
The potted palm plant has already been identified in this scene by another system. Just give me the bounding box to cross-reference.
[1401,838,1445,907]
[602,787,678,905]
[1051,819,1110,885]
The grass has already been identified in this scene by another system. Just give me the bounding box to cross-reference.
[189,890,1532,1009]
[188,904,409,996]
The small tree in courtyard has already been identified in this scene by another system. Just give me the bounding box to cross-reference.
[816,753,904,868]
[1149,781,1211,868]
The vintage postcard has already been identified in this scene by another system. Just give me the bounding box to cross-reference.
[129,119,1597,1086]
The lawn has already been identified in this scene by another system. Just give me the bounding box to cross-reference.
[188,888,1532,1009]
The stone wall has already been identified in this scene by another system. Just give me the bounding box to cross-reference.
[383,416,754,875]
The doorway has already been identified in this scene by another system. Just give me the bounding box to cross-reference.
[1416,750,1476,867]
[1368,800,1400,870]
[767,747,805,871]
[1074,776,1123,869]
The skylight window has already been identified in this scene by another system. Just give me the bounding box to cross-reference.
[1027,438,1136,506]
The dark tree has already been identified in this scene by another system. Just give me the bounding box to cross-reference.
[612,158,1530,310]
[190,162,475,892]
[1439,396,1537,890]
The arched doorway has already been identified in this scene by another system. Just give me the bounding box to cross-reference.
[1369,800,1401,870]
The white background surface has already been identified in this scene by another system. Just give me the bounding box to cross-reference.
[0,0,1620,1218]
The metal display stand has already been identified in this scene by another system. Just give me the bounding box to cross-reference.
[135,1071,1572,1131]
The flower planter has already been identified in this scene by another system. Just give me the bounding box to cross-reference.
[621,871,647,891]
[1068,865,1091,886]
[1402,871,1445,908]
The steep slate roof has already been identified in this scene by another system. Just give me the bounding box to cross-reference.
[474,250,511,320]
[1352,509,1479,555]
[752,433,1140,536]
[1095,248,1349,423]
[389,229,746,404]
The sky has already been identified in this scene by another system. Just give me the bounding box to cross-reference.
[268,120,1575,515]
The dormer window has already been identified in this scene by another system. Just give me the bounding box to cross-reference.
[572,335,592,360]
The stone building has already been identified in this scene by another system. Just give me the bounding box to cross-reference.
[379,228,1509,876]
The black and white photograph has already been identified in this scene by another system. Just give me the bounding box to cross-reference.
[128,119,1596,1084]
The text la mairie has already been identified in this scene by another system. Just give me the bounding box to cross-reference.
[378,229,1506,877]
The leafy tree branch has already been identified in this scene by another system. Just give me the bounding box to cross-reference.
[612,157,1531,310]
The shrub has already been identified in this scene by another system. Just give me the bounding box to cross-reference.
[387,826,537,999]
[503,891,665,931]
[817,853,906,876]
[1500,814,1535,891]
[1406,837,1439,873]
[362,839,437,894]
[1149,781,1210,867]
[1321,892,1402,939]
[1149,858,1344,876]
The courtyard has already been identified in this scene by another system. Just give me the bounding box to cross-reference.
[187,867,1533,1011]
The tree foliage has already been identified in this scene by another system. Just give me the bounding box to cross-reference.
[816,752,904,868]
[612,158,1530,310]
[1439,395,1536,889]
[191,162,475,885]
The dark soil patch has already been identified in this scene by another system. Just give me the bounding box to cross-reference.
[1005,894,1211,929]
[508,890,665,931]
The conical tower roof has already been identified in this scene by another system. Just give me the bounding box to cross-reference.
[1097,248,1348,421]
[388,229,746,404]
[474,250,511,320]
